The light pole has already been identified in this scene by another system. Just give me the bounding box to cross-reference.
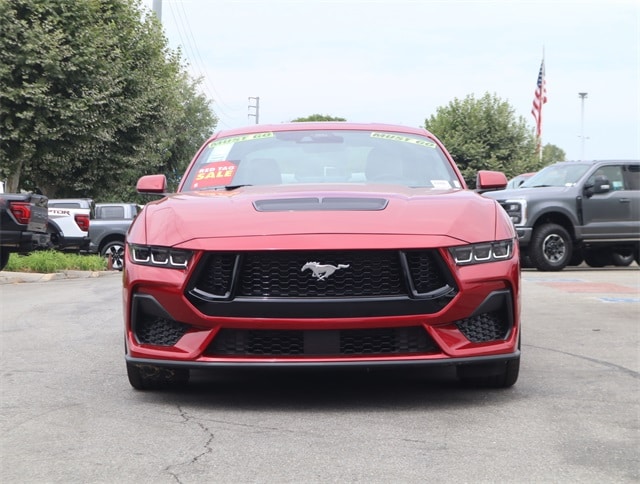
[578,92,588,160]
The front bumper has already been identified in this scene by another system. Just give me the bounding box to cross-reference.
[514,226,532,246]
[124,254,520,367]
[126,349,521,371]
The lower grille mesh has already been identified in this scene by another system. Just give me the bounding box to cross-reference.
[206,326,439,357]
[135,317,189,346]
[455,312,509,343]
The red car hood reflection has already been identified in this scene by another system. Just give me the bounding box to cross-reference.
[141,185,498,246]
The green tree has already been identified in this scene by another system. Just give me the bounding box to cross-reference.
[541,143,566,165]
[291,114,347,122]
[424,93,561,187]
[0,0,216,199]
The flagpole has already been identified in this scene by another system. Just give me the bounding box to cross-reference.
[539,48,545,163]
[532,47,546,163]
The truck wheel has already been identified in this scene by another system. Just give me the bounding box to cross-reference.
[611,251,634,267]
[584,249,612,267]
[0,249,9,271]
[47,227,60,250]
[101,240,125,271]
[529,223,572,271]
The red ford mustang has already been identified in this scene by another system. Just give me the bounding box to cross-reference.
[123,122,520,390]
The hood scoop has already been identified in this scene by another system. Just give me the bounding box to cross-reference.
[253,197,389,212]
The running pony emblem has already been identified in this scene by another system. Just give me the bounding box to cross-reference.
[301,262,350,280]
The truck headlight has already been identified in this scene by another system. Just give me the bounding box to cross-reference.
[499,199,526,225]
[449,239,514,266]
[129,244,192,269]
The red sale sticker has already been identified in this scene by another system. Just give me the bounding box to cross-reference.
[191,162,237,189]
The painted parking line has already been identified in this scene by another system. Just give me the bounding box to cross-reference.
[542,282,638,293]
[598,297,640,303]
[523,278,584,283]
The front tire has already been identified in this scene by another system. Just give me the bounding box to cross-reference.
[101,240,125,271]
[529,223,572,271]
[126,362,190,390]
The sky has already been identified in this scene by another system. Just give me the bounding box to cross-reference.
[142,0,639,162]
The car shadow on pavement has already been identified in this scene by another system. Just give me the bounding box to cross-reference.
[142,366,522,411]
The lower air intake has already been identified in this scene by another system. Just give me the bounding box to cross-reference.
[135,317,189,346]
[206,326,439,357]
[455,312,510,343]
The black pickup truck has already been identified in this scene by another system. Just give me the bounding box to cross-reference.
[0,193,50,270]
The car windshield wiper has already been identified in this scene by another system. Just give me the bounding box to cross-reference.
[224,184,253,190]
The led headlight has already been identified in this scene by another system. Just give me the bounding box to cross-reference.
[499,199,526,225]
[129,244,192,269]
[449,239,514,266]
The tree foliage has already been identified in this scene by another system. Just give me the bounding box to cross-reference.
[291,114,347,122]
[424,93,564,187]
[0,0,217,200]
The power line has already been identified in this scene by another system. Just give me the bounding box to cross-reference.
[163,1,245,128]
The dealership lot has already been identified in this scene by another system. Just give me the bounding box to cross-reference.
[1,267,638,483]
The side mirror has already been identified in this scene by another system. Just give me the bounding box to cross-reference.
[137,174,167,194]
[476,170,508,192]
[584,175,610,197]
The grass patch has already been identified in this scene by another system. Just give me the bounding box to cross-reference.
[5,251,108,273]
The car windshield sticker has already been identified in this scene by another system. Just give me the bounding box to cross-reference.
[191,161,237,189]
[431,180,452,189]
[370,132,437,148]
[208,132,274,148]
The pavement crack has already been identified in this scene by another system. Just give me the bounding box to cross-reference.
[165,406,215,483]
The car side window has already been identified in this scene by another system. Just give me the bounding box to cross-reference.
[587,165,624,191]
[623,164,640,191]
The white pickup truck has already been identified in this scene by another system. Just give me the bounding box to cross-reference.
[47,198,92,252]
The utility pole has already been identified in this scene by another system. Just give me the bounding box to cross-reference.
[248,97,260,124]
[578,92,588,160]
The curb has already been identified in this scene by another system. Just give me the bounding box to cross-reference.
[0,270,120,284]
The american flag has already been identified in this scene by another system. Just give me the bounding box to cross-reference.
[531,59,547,141]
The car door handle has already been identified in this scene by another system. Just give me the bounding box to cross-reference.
[619,198,631,203]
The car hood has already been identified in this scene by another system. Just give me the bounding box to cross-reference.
[140,185,501,247]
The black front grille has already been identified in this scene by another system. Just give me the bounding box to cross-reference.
[455,312,510,343]
[191,249,452,299]
[404,251,450,294]
[206,326,439,357]
[239,250,404,297]
[191,253,237,298]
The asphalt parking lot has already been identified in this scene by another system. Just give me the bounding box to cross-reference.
[1,266,638,483]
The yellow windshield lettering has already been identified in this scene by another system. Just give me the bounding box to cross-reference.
[371,132,436,148]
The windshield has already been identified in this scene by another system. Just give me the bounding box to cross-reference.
[179,129,462,192]
[520,163,591,188]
